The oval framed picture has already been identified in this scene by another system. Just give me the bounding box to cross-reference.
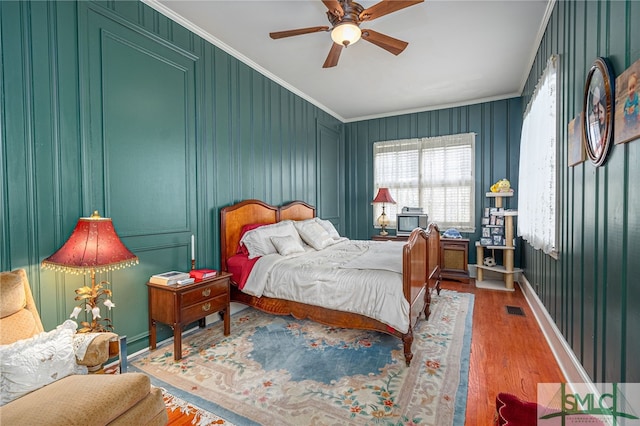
[582,57,615,167]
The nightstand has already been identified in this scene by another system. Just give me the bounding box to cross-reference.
[147,272,231,361]
[439,238,470,283]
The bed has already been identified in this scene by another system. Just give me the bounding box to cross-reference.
[219,199,441,365]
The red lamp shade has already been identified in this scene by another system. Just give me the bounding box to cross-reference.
[372,188,396,204]
[41,211,138,274]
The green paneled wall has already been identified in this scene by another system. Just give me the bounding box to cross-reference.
[344,99,523,265]
[0,0,341,354]
[522,0,640,383]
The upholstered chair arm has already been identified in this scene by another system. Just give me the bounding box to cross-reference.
[73,332,119,370]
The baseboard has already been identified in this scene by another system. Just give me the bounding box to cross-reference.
[518,275,593,386]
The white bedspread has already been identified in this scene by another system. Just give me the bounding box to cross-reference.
[242,239,410,333]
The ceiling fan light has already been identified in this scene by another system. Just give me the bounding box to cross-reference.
[331,23,361,47]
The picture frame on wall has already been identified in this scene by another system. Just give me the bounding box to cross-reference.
[582,57,615,167]
[568,113,586,166]
[613,57,640,145]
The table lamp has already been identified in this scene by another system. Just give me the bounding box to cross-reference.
[41,211,138,332]
[372,188,396,236]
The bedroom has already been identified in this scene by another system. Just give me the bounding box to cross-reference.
[1,0,639,421]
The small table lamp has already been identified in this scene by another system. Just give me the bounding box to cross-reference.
[41,211,138,332]
[372,188,396,236]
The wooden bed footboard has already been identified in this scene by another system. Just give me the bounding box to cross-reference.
[219,200,441,366]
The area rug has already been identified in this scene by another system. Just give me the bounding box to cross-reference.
[131,289,473,425]
[161,387,234,425]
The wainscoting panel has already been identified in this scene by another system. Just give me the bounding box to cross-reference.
[1,0,343,355]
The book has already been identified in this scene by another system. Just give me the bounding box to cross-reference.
[175,277,195,286]
[149,271,190,285]
[190,269,218,281]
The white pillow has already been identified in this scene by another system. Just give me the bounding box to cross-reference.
[315,218,341,239]
[270,235,305,256]
[0,320,87,406]
[240,220,303,259]
[294,220,335,250]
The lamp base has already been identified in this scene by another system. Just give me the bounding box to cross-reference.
[379,227,389,236]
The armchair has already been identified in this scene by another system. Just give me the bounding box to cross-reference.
[0,269,168,425]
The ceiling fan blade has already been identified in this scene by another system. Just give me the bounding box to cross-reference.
[361,29,408,55]
[269,26,330,39]
[323,43,343,68]
[360,0,424,21]
[322,0,344,18]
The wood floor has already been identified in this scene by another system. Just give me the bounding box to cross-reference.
[439,279,566,425]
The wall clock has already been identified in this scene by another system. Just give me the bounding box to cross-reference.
[582,57,615,167]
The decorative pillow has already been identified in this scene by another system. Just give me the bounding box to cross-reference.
[236,223,270,255]
[315,218,341,239]
[294,219,335,250]
[270,235,306,256]
[0,320,86,406]
[240,220,303,259]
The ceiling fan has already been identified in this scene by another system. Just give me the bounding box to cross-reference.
[269,0,424,68]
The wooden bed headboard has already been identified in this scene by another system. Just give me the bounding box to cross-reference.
[219,200,316,271]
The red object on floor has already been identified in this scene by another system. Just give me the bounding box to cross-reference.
[495,392,606,426]
[495,392,539,425]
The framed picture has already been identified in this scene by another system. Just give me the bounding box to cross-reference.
[482,227,491,238]
[583,57,615,167]
[491,227,504,236]
[614,57,640,145]
[489,215,496,225]
[481,217,490,225]
[495,216,505,227]
[568,113,586,166]
[480,237,492,246]
[484,207,490,217]
[492,235,504,246]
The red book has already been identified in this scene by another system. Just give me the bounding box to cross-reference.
[190,269,218,281]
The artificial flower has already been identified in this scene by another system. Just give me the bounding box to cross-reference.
[92,306,101,319]
[73,279,115,333]
[70,306,82,319]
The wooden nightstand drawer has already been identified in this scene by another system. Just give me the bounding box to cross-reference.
[181,294,228,324]
[181,281,227,305]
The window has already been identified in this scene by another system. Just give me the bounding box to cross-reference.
[373,133,476,232]
[517,55,557,255]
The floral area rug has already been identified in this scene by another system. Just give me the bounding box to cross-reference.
[130,289,473,426]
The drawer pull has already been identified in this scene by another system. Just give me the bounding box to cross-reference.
[202,288,211,297]
[202,303,211,312]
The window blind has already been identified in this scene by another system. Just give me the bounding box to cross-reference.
[373,133,476,232]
